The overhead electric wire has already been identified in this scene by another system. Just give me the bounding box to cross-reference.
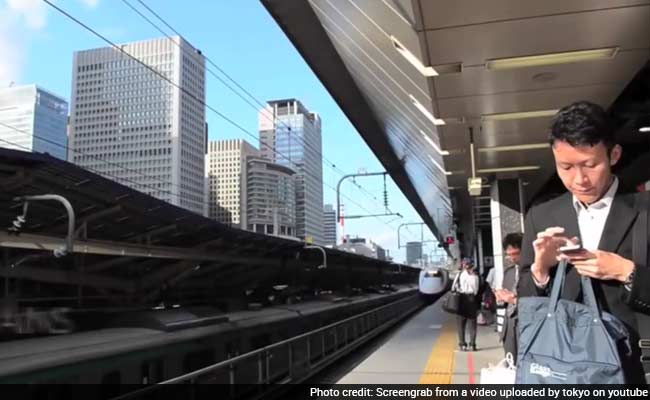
[40,0,418,239]
[1,125,420,243]
[123,0,392,214]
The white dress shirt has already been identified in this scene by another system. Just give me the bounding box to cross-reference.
[572,177,618,250]
[486,268,497,289]
[533,177,618,288]
[456,270,479,295]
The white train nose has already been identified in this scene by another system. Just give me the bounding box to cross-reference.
[419,268,449,296]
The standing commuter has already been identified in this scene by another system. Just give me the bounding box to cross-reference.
[518,101,650,383]
[496,233,523,363]
[482,266,497,326]
[455,258,480,351]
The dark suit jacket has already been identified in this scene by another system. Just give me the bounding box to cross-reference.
[502,265,518,316]
[517,187,650,381]
[500,264,518,342]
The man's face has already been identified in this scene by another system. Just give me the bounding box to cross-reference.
[505,245,521,266]
[552,140,621,204]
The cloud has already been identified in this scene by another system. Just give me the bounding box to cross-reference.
[80,0,100,8]
[6,0,47,30]
[0,0,102,86]
[0,0,44,86]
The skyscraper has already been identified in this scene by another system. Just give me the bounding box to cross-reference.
[68,36,206,214]
[337,236,386,260]
[323,204,337,247]
[246,156,296,237]
[205,139,259,227]
[406,241,423,266]
[0,84,68,160]
[259,99,324,245]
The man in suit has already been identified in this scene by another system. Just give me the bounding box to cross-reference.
[518,101,650,383]
[496,232,523,363]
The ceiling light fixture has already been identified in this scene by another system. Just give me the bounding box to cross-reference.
[410,95,445,125]
[438,116,465,125]
[477,166,540,173]
[428,155,452,175]
[433,63,463,75]
[486,47,619,70]
[478,143,550,152]
[390,35,438,77]
[640,126,650,133]
[467,127,483,196]
[482,109,558,122]
[421,130,449,155]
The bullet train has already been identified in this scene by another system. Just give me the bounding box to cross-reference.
[418,267,450,302]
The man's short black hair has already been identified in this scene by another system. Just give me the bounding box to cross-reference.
[549,101,616,152]
[503,232,523,250]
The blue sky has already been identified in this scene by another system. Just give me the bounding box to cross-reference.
[1,0,440,262]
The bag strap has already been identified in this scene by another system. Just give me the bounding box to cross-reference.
[580,276,601,315]
[451,272,461,292]
[548,260,568,312]
[548,260,600,315]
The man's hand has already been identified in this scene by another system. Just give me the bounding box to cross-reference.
[496,289,517,304]
[531,227,578,283]
[565,250,635,282]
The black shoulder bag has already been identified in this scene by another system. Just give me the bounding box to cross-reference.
[442,273,462,315]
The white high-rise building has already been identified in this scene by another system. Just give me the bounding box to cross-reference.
[323,204,336,247]
[68,36,206,214]
[0,84,68,160]
[206,139,258,226]
[246,156,296,237]
[259,99,324,245]
[337,237,386,260]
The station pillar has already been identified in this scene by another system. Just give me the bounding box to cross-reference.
[489,178,525,288]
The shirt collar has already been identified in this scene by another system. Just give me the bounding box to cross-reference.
[572,176,618,212]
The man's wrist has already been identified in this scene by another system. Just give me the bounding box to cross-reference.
[531,262,550,286]
[619,260,635,284]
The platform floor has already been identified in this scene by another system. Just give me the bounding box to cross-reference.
[337,295,504,384]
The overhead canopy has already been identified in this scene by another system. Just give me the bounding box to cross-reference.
[261,0,650,255]
[0,148,416,307]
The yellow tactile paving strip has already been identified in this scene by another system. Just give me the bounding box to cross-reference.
[418,319,456,384]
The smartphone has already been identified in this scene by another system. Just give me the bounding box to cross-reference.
[558,244,583,254]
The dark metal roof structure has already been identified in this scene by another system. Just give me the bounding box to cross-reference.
[0,149,417,309]
[260,0,650,257]
[260,0,452,250]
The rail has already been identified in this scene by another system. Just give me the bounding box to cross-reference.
[114,293,423,399]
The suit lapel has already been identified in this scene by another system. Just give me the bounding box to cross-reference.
[598,191,638,253]
[551,192,581,243]
[546,190,637,302]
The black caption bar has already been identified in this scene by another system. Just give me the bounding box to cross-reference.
[2,384,650,400]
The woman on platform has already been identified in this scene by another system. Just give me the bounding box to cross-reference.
[455,258,480,351]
